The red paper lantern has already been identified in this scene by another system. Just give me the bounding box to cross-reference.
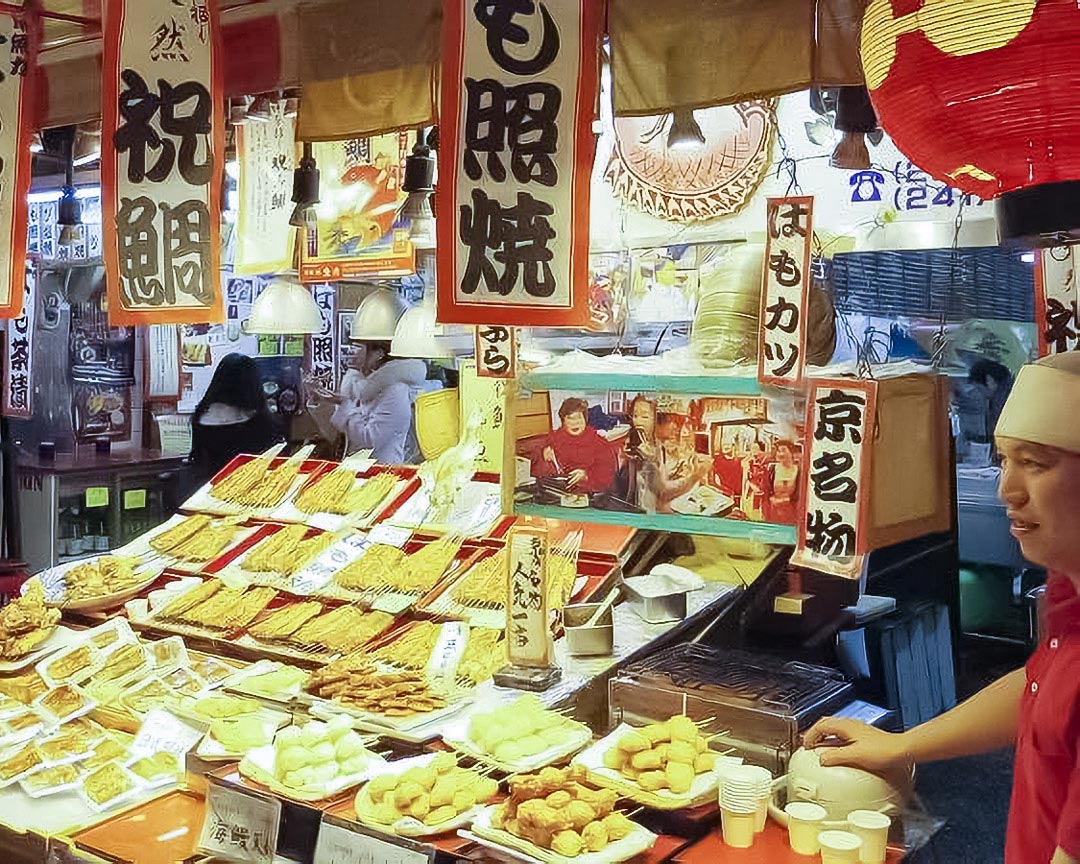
[861,0,1080,246]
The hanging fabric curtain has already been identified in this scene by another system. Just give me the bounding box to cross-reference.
[609,0,866,115]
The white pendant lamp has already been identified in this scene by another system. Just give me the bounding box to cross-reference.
[243,273,324,335]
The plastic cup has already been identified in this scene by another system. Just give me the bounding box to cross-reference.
[819,830,864,864]
[722,807,757,848]
[785,802,827,855]
[848,810,891,864]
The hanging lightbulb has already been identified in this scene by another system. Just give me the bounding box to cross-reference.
[289,142,320,231]
[667,109,705,151]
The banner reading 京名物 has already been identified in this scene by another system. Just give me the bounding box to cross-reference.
[758,196,813,387]
[437,0,601,327]
[792,378,878,579]
[2,269,34,418]
[0,11,35,321]
[235,104,296,276]
[102,0,225,326]
[1035,246,1080,357]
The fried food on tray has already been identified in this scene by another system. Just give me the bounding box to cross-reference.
[288,606,392,655]
[162,521,241,564]
[90,628,121,650]
[5,710,42,733]
[83,762,136,805]
[0,671,47,705]
[23,763,79,791]
[215,456,302,509]
[307,660,447,717]
[209,454,275,504]
[83,737,127,770]
[372,622,441,670]
[602,716,715,795]
[0,743,42,781]
[0,582,60,660]
[156,579,222,621]
[121,678,175,716]
[243,525,334,576]
[335,538,460,595]
[456,627,505,685]
[450,549,507,606]
[128,751,179,781]
[248,601,323,642]
[46,645,96,682]
[62,556,145,600]
[39,685,86,720]
[95,644,146,683]
[296,469,398,517]
[548,553,578,611]
[173,585,276,631]
[359,755,498,827]
[39,730,94,763]
[334,544,407,591]
[149,514,212,554]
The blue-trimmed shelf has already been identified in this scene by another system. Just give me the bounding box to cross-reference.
[514,503,798,545]
[519,370,763,396]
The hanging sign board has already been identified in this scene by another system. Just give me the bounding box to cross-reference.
[505,526,553,668]
[235,104,296,275]
[437,0,601,327]
[1035,246,1080,356]
[475,325,517,379]
[102,0,225,326]
[792,378,877,579]
[0,11,33,321]
[2,269,32,418]
[758,196,813,387]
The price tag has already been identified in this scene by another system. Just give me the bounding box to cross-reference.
[425,622,468,683]
[131,709,203,759]
[123,489,147,510]
[367,524,412,549]
[314,815,433,864]
[292,532,369,595]
[85,486,109,509]
[198,778,281,864]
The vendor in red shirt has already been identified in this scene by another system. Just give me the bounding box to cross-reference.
[533,398,617,495]
[805,352,1080,864]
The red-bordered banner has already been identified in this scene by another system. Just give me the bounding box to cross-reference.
[437,0,600,327]
[1034,246,1079,357]
[793,377,877,579]
[0,9,35,320]
[758,196,813,387]
[102,0,225,326]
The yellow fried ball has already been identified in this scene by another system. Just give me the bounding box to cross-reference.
[551,829,584,857]
[582,820,609,852]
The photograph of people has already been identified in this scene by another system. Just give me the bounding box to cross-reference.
[624,394,658,509]
[742,440,769,520]
[763,439,801,524]
[711,429,744,503]
[532,397,618,495]
[654,413,709,514]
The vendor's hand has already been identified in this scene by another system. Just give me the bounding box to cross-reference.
[567,468,587,489]
[803,717,911,774]
[543,446,556,464]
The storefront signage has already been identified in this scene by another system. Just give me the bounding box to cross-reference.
[0,10,34,320]
[198,778,281,864]
[505,526,552,668]
[758,196,813,387]
[235,103,296,275]
[793,378,877,579]
[307,282,336,390]
[1035,246,1079,357]
[102,0,225,326]
[475,325,517,379]
[314,814,433,864]
[437,0,601,327]
[2,269,33,418]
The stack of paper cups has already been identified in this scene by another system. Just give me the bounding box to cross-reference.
[848,810,891,864]
[818,830,864,864]
[719,766,763,848]
[744,766,774,832]
[785,802,827,854]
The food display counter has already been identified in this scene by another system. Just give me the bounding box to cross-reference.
[0,447,929,864]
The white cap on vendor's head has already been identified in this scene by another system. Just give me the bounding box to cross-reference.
[996,352,1080,454]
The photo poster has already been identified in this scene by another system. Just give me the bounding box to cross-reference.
[514,387,802,525]
[300,132,415,282]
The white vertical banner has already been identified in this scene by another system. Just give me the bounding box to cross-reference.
[437,0,601,327]
[307,282,336,389]
[758,196,813,387]
[0,10,34,320]
[2,269,33,418]
[793,378,877,579]
[235,105,297,275]
[1035,246,1079,357]
[102,0,225,326]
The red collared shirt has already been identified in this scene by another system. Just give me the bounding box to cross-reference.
[1007,574,1080,863]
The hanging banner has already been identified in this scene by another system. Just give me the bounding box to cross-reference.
[2,269,34,418]
[437,0,601,327]
[0,11,35,320]
[307,282,336,390]
[300,134,414,283]
[758,196,813,387]
[475,325,516,379]
[235,104,296,275]
[102,0,225,326]
[1035,246,1079,357]
[793,378,877,579]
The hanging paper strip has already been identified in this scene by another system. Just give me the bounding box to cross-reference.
[0,11,35,321]
[102,0,225,326]
[793,377,878,579]
[758,196,813,387]
[437,0,601,327]
[235,104,296,276]
[1035,246,1080,357]
[2,269,34,418]
[475,325,516,379]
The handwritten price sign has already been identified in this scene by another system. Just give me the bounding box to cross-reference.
[314,815,433,864]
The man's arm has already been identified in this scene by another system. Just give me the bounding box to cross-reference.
[804,668,1025,772]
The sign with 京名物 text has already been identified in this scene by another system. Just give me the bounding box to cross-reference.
[505,526,552,668]
[758,196,813,387]
[1035,246,1080,357]
[793,378,877,578]
[476,325,517,379]
[0,10,34,321]
[102,0,225,326]
[235,102,296,275]
[2,269,33,418]
[437,0,601,327]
